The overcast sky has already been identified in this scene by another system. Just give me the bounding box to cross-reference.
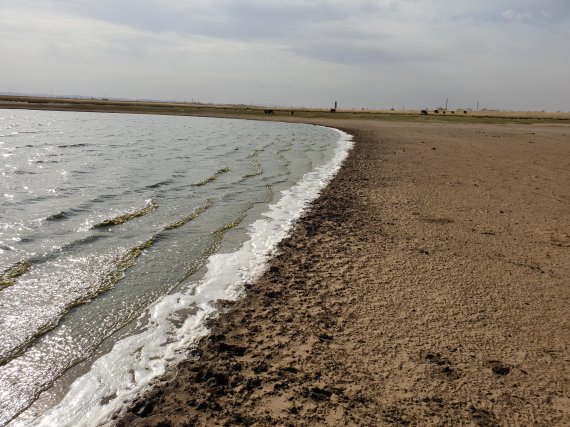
[1,0,569,111]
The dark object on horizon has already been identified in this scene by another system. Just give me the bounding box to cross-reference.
[451,111,455,115]
[443,111,446,115]
[264,109,274,115]
[434,109,440,114]
[464,110,468,114]
[291,111,294,115]
[330,100,338,112]
[421,110,428,115]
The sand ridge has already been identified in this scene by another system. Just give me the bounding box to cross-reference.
[112,120,570,426]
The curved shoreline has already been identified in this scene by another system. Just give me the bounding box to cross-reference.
[5,110,568,425]
[110,119,570,426]
[25,126,353,427]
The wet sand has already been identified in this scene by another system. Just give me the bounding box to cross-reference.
[112,120,570,426]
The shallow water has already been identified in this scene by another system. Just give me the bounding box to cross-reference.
[0,110,350,426]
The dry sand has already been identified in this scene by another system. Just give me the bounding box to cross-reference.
[112,120,570,426]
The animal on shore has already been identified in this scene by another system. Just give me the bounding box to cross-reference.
[434,109,440,114]
[421,110,428,115]
[264,109,274,115]
[330,108,336,113]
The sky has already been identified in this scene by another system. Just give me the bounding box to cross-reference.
[1,0,569,111]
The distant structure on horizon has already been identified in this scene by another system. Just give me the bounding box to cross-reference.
[330,100,337,113]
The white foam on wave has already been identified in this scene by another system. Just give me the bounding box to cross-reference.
[28,127,353,427]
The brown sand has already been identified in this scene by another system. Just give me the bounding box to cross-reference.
[113,120,570,426]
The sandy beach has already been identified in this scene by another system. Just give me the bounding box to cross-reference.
[106,118,570,426]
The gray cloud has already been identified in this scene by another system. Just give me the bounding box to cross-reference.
[0,0,568,110]
[293,42,434,65]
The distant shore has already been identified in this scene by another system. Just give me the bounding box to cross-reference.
[107,118,570,425]
[1,95,570,125]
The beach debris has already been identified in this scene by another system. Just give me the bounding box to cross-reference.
[217,342,247,357]
[425,352,460,378]
[307,387,333,401]
[425,352,450,366]
[265,290,282,299]
[488,361,511,376]
[245,378,262,390]
[129,399,157,418]
[195,401,208,411]
[209,334,226,343]
[195,370,229,387]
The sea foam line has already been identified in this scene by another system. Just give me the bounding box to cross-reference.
[28,127,353,427]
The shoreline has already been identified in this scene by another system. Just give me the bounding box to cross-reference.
[109,119,569,426]
[3,106,568,425]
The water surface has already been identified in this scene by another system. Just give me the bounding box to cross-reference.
[0,110,350,426]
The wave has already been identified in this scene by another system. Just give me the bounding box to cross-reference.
[57,143,91,149]
[0,132,18,138]
[164,200,213,231]
[241,159,263,179]
[45,211,71,221]
[0,260,31,290]
[174,204,256,285]
[0,203,258,420]
[264,185,274,204]
[53,235,108,257]
[29,160,58,164]
[93,199,158,228]
[30,127,353,427]
[213,203,252,240]
[145,179,174,189]
[71,239,156,306]
[192,167,231,187]
[14,170,38,175]
[0,238,156,367]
